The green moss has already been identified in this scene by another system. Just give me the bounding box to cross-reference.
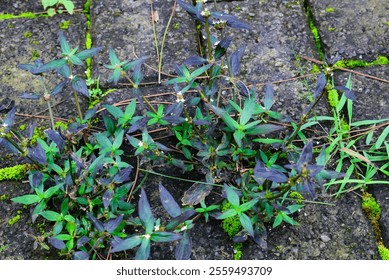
[334,56,389,68]
[31,50,40,60]
[30,40,41,45]
[18,124,27,131]
[306,6,324,60]
[362,192,381,221]
[289,191,304,204]
[233,243,243,260]
[340,120,350,132]
[378,244,389,260]
[173,22,180,29]
[221,202,242,238]
[0,164,29,181]
[386,22,389,26]
[0,194,8,200]
[328,27,336,31]
[23,31,33,38]
[30,126,45,145]
[325,7,335,13]
[0,12,40,20]
[59,20,72,30]
[327,88,339,108]
[310,64,321,74]
[8,210,22,225]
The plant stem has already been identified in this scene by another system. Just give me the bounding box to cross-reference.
[73,91,84,121]
[46,99,55,129]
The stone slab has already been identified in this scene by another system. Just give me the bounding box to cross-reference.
[0,14,87,123]
[91,0,199,86]
[0,0,86,14]
[333,66,389,121]
[308,0,389,61]
[242,192,379,259]
[205,0,327,119]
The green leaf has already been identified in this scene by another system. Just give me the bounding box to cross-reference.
[281,212,299,226]
[239,212,254,237]
[62,0,74,14]
[111,235,142,253]
[40,210,62,222]
[245,124,284,135]
[43,184,61,199]
[374,125,389,150]
[272,213,283,228]
[217,208,238,219]
[233,130,245,147]
[94,133,113,149]
[11,194,41,205]
[190,64,212,79]
[42,0,57,10]
[55,234,72,241]
[224,185,240,207]
[47,8,56,16]
[135,238,151,260]
[240,99,255,125]
[151,232,182,243]
[104,105,123,119]
[239,198,258,212]
[113,130,124,149]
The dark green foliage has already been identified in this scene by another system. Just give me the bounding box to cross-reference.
[3,0,379,261]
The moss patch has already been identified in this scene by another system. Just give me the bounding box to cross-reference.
[0,164,29,181]
[378,244,389,260]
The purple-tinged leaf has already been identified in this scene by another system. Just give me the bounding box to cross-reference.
[73,251,89,260]
[165,209,196,231]
[176,0,205,22]
[75,46,103,60]
[235,80,250,97]
[110,235,142,253]
[151,232,182,243]
[87,212,104,232]
[84,107,97,121]
[123,56,148,71]
[314,73,327,98]
[139,188,155,233]
[3,106,16,131]
[0,98,15,114]
[159,183,182,218]
[102,189,114,209]
[254,161,288,183]
[335,86,356,101]
[57,64,71,78]
[181,183,213,206]
[184,56,208,66]
[264,83,274,110]
[70,152,84,171]
[127,117,148,133]
[36,59,67,73]
[135,238,151,260]
[48,237,66,250]
[214,37,232,60]
[301,178,316,198]
[229,45,246,75]
[58,31,71,54]
[175,232,192,260]
[211,12,252,30]
[104,215,123,233]
[77,236,90,248]
[28,143,47,165]
[20,92,41,100]
[245,124,284,135]
[252,226,268,250]
[0,138,19,154]
[298,141,313,166]
[71,76,89,97]
[45,129,65,150]
[155,142,173,152]
[30,172,43,188]
[113,166,132,183]
[51,80,67,96]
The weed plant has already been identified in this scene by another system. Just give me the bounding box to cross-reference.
[1,0,388,260]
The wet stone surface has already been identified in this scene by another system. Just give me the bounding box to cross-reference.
[308,0,389,60]
[91,0,198,86]
[0,14,87,121]
[0,0,86,14]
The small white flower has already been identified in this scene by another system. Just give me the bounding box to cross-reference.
[143,234,151,239]
[185,118,189,122]
[2,123,8,128]
[154,225,160,231]
[138,141,144,147]
[180,225,188,231]
[176,91,185,103]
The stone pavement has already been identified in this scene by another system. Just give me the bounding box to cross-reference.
[0,0,388,259]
